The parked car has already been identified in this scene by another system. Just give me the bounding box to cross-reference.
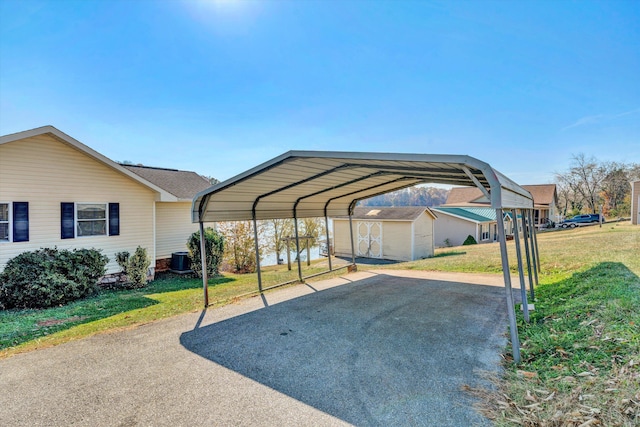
[558,214,602,228]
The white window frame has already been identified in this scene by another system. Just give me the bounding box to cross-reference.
[0,202,11,243]
[75,202,109,238]
[480,223,490,241]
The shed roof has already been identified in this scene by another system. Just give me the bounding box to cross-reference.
[334,206,436,221]
[123,164,210,201]
[193,151,533,223]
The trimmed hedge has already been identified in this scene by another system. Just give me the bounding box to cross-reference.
[462,235,478,245]
[0,248,108,310]
[115,246,151,289]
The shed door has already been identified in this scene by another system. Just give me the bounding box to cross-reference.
[357,221,382,258]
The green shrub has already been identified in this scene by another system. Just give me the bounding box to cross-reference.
[115,246,151,288]
[187,227,224,278]
[462,235,477,245]
[0,247,108,310]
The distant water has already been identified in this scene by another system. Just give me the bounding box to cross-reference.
[262,246,321,266]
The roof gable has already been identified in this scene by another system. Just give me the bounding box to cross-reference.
[522,184,557,206]
[0,126,179,202]
[443,187,486,205]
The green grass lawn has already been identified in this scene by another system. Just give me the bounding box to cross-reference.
[2,221,639,425]
[0,258,344,358]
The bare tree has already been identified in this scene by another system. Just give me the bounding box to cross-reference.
[600,162,631,215]
[558,154,606,214]
[217,221,263,273]
[264,219,293,264]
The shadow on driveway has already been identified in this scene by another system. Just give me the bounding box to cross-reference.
[181,272,513,426]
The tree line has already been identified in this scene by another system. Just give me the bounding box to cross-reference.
[358,186,449,207]
[555,153,640,218]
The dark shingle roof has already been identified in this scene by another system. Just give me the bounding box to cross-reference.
[123,164,211,200]
[335,206,435,221]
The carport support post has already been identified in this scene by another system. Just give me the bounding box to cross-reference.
[531,210,541,273]
[522,209,535,301]
[199,221,209,307]
[252,215,263,292]
[528,210,540,288]
[512,209,530,323]
[348,214,356,266]
[293,215,303,282]
[325,215,332,271]
[496,208,521,364]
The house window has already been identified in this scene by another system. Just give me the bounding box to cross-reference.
[480,223,490,241]
[61,202,119,239]
[0,203,9,242]
[0,202,29,242]
[77,203,107,236]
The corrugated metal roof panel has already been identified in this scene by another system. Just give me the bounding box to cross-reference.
[193,151,534,222]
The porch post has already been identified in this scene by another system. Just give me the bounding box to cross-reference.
[199,221,209,307]
[496,208,521,364]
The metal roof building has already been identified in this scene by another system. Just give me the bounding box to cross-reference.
[192,150,541,363]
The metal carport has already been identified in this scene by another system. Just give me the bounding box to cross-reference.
[192,151,540,363]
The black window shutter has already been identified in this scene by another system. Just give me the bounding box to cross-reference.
[109,203,120,236]
[61,203,75,239]
[12,202,29,242]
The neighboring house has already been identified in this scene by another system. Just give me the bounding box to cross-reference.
[431,206,504,248]
[0,126,211,276]
[442,184,559,227]
[632,180,640,225]
[332,207,436,261]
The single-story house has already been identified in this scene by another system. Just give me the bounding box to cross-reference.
[431,206,508,247]
[0,126,212,276]
[442,184,559,227]
[632,180,640,225]
[332,207,436,261]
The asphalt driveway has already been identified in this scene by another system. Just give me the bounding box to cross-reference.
[1,270,518,426]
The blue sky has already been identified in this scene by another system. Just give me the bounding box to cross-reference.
[1,0,638,184]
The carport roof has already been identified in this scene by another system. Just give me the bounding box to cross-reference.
[193,151,533,223]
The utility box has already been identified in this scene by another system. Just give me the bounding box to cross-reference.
[171,252,191,271]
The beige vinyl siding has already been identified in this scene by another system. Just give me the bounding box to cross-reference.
[413,213,435,258]
[333,215,435,261]
[332,219,354,258]
[381,221,411,261]
[434,214,479,248]
[155,202,200,259]
[0,134,157,273]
